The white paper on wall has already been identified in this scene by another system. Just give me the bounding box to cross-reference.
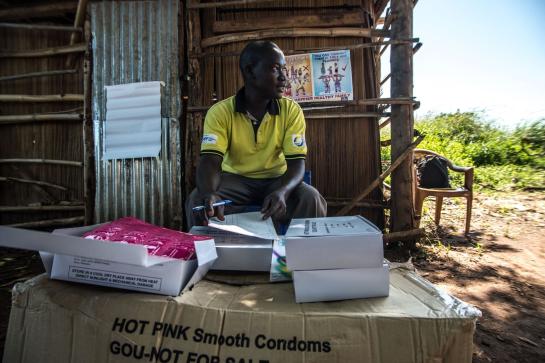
[104,81,163,159]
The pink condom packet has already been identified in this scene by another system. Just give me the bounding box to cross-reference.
[82,217,211,260]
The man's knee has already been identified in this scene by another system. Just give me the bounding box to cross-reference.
[292,183,327,218]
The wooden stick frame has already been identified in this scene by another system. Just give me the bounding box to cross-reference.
[335,134,424,216]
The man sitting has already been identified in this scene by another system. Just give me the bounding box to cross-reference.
[186,40,327,231]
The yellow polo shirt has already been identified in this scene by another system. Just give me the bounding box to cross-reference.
[200,91,307,179]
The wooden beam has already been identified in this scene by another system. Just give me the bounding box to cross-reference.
[65,0,89,68]
[213,11,365,33]
[0,113,82,125]
[0,94,84,102]
[0,22,82,32]
[327,198,389,209]
[0,43,86,58]
[306,112,389,119]
[0,2,77,21]
[7,216,85,228]
[188,0,277,9]
[9,165,58,204]
[335,134,423,216]
[389,0,415,239]
[0,176,68,191]
[0,69,78,82]
[83,18,95,226]
[0,205,83,212]
[191,39,417,58]
[379,42,421,85]
[0,159,83,167]
[202,27,390,48]
[379,117,391,129]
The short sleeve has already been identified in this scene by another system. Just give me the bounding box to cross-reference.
[200,103,229,157]
[282,101,307,160]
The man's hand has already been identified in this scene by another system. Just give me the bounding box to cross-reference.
[261,188,288,220]
[193,192,226,226]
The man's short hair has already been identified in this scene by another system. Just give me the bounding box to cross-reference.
[239,41,281,74]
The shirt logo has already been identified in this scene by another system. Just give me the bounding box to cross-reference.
[202,134,218,145]
[292,134,306,148]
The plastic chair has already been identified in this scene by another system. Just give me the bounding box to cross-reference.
[413,149,474,235]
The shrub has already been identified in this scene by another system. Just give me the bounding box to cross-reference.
[380,112,545,190]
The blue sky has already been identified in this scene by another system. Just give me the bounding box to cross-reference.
[402,0,545,127]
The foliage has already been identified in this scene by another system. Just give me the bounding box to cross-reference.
[380,112,545,190]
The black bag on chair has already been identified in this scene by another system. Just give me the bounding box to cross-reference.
[416,155,451,188]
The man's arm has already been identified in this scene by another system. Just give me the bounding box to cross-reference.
[261,158,305,219]
[194,154,225,224]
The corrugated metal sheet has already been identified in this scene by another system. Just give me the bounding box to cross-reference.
[90,0,182,228]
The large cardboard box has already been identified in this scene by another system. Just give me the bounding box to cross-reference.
[285,216,383,270]
[0,225,217,296]
[3,268,480,363]
[293,263,390,303]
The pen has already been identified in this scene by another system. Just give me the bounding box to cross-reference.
[192,199,232,212]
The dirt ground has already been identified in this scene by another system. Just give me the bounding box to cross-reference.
[1,191,544,362]
[411,191,545,363]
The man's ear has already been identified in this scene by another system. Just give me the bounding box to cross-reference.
[243,64,256,80]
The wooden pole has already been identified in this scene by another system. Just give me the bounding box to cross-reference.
[0,113,82,125]
[0,22,82,32]
[389,0,416,241]
[7,216,85,228]
[0,2,77,21]
[0,205,83,212]
[191,39,418,58]
[83,18,95,226]
[0,94,84,102]
[9,165,58,204]
[0,176,68,191]
[327,198,389,209]
[379,118,391,129]
[305,112,389,119]
[0,159,83,167]
[0,44,86,58]
[0,69,78,82]
[65,0,89,68]
[379,42,421,86]
[201,27,390,48]
[336,135,423,216]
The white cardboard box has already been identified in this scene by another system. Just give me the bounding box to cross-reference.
[190,225,272,271]
[285,216,384,270]
[293,263,390,303]
[0,224,217,296]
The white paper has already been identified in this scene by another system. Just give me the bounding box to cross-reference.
[285,215,381,237]
[208,212,278,240]
[104,81,163,159]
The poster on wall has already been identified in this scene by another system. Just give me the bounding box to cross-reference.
[284,50,353,103]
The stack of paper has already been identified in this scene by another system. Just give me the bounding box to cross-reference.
[285,216,389,303]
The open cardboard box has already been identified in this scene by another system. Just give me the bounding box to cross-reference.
[0,224,217,296]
